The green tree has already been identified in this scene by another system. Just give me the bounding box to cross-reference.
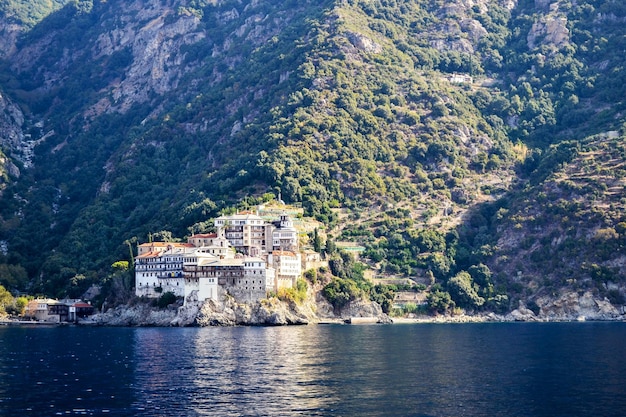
[426,287,454,314]
[447,271,485,309]
[325,237,337,255]
[312,228,323,253]
[14,296,29,315]
[0,285,14,314]
[322,278,362,310]
[468,263,492,286]
[0,264,28,291]
[112,261,130,271]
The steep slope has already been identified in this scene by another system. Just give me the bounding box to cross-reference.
[448,0,626,314]
[0,0,71,57]
[1,0,346,295]
[479,133,626,313]
[0,0,623,315]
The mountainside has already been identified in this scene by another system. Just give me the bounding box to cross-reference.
[0,0,624,317]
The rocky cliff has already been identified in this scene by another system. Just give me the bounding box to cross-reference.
[87,296,391,327]
[0,91,25,192]
[89,286,391,327]
[88,284,624,327]
[505,291,622,322]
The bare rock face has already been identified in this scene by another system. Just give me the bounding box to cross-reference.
[9,0,205,119]
[0,91,25,152]
[535,291,621,321]
[506,301,539,321]
[10,0,304,123]
[90,283,390,327]
[196,298,238,326]
[91,8,204,115]
[340,298,385,319]
[0,16,21,59]
[505,291,623,322]
[526,2,569,51]
[195,295,310,326]
[171,303,201,326]
[0,91,26,189]
[346,31,382,54]
[91,303,178,326]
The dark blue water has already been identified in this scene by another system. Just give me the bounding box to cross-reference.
[1,323,625,416]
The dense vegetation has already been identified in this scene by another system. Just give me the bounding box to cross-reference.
[0,0,70,28]
[0,0,624,314]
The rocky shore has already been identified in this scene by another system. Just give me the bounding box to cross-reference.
[80,289,624,327]
[86,289,391,327]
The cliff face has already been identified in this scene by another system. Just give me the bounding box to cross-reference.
[91,287,390,327]
[0,91,25,191]
[89,286,623,326]
[0,15,20,59]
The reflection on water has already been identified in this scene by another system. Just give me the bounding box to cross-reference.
[132,327,336,415]
[1,323,626,416]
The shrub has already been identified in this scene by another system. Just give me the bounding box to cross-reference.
[447,271,485,309]
[304,269,317,284]
[157,291,177,308]
[426,288,455,314]
[322,278,362,310]
[278,279,308,304]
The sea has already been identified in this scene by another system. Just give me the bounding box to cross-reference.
[0,322,625,417]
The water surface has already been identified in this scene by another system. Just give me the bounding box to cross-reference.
[1,322,625,416]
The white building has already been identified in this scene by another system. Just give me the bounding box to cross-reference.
[183,254,269,304]
[267,250,302,290]
[214,211,299,255]
[214,212,271,255]
[134,243,195,298]
[183,251,222,304]
[271,213,298,251]
[135,212,304,303]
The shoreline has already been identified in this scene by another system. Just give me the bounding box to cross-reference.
[2,314,624,327]
[390,315,626,324]
[0,319,73,326]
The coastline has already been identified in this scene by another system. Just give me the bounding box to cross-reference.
[4,292,624,327]
[0,319,73,326]
[2,314,623,328]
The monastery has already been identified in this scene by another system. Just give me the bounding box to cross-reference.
[135,212,308,304]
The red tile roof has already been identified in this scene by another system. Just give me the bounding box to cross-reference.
[272,250,296,257]
[136,251,162,259]
[190,233,218,238]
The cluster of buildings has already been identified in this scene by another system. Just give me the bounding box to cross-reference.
[23,299,95,323]
[135,211,322,304]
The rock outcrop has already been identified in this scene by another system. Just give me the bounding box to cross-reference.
[0,16,21,59]
[535,291,621,321]
[87,287,624,326]
[195,296,310,326]
[90,284,393,327]
[526,1,569,51]
[505,291,623,322]
[0,91,26,191]
[506,301,539,321]
[90,303,180,326]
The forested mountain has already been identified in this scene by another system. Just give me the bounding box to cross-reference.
[0,0,624,315]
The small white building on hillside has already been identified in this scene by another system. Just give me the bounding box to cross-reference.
[267,250,302,290]
[271,213,298,252]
